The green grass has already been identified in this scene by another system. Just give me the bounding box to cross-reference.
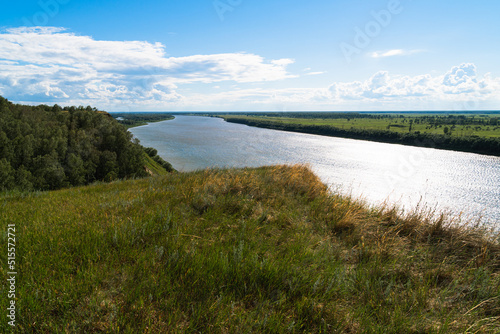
[143,153,169,176]
[226,115,500,138]
[1,165,499,333]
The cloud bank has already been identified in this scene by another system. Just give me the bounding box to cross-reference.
[0,27,294,108]
[0,27,498,111]
[195,63,499,111]
[327,63,498,101]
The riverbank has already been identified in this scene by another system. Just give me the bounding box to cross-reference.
[110,112,175,129]
[2,165,499,332]
[222,115,500,157]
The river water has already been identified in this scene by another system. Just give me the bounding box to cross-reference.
[130,115,500,225]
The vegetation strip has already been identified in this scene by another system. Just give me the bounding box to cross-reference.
[221,114,500,156]
[110,112,175,129]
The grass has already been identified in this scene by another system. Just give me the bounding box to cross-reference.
[143,153,169,176]
[224,115,500,138]
[1,165,499,333]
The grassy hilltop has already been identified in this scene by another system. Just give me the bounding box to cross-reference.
[1,165,499,333]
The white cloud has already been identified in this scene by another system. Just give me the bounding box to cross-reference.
[327,63,499,103]
[271,58,295,66]
[441,63,485,94]
[0,27,295,108]
[305,71,325,76]
[188,63,500,111]
[369,49,424,58]
[0,27,498,111]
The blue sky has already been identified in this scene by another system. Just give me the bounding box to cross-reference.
[0,0,499,111]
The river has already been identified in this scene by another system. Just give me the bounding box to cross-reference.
[130,115,500,225]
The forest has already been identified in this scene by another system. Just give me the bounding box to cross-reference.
[0,96,171,191]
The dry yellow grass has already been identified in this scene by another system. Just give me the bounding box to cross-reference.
[1,165,499,332]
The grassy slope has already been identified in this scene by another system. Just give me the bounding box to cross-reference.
[1,165,499,333]
[143,153,169,176]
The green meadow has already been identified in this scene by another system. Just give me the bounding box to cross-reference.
[221,114,500,156]
[224,114,500,138]
[1,165,499,333]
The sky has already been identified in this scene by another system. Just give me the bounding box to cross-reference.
[0,0,499,112]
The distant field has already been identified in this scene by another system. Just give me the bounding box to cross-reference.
[225,114,500,138]
[220,113,500,156]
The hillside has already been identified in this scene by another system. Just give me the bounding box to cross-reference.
[1,165,499,333]
[0,97,172,191]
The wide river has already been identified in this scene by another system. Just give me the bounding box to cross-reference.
[130,115,500,225]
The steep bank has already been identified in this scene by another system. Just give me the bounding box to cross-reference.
[1,165,499,333]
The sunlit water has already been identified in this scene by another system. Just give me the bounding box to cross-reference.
[130,116,500,225]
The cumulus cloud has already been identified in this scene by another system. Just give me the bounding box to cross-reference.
[202,63,499,111]
[0,27,498,111]
[112,62,499,111]
[0,27,294,107]
[327,63,499,103]
[440,63,490,95]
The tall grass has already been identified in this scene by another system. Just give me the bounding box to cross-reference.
[1,165,499,332]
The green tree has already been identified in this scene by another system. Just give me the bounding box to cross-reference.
[0,158,15,190]
[15,165,33,190]
[0,96,171,191]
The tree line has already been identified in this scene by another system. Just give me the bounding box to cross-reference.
[0,97,171,191]
[111,112,175,128]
